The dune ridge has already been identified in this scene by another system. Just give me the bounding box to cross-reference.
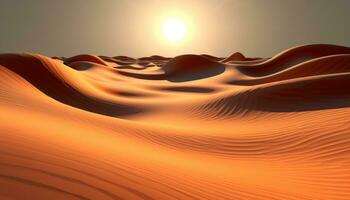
[1,44,350,200]
[228,54,350,85]
[235,44,350,76]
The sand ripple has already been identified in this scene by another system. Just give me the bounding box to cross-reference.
[1,44,350,199]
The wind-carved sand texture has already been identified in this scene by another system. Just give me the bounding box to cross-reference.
[1,44,350,199]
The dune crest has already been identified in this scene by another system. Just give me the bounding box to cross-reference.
[1,44,350,200]
[64,54,110,66]
[222,52,246,62]
[236,44,350,76]
[162,54,225,82]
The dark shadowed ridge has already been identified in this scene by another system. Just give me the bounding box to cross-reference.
[162,54,225,82]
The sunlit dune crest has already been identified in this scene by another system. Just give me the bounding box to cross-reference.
[1,44,350,199]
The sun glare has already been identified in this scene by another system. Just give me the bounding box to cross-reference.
[162,18,186,42]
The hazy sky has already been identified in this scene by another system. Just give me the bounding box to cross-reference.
[1,0,350,57]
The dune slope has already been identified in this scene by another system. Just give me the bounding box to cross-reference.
[1,44,350,200]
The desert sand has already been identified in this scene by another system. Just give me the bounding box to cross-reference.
[0,44,350,199]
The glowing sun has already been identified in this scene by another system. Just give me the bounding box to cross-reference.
[162,18,187,42]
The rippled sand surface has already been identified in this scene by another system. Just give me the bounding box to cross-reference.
[1,44,350,199]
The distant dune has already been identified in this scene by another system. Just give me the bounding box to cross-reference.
[1,44,350,200]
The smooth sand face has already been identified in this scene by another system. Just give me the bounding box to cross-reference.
[1,44,350,199]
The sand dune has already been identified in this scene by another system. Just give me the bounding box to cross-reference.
[229,54,350,85]
[236,44,350,76]
[162,55,226,82]
[64,54,110,66]
[1,44,350,200]
[222,52,246,62]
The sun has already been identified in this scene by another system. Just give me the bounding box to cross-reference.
[162,18,187,42]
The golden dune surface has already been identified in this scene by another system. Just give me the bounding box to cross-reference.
[1,44,350,200]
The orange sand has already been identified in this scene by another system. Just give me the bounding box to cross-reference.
[0,44,350,199]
